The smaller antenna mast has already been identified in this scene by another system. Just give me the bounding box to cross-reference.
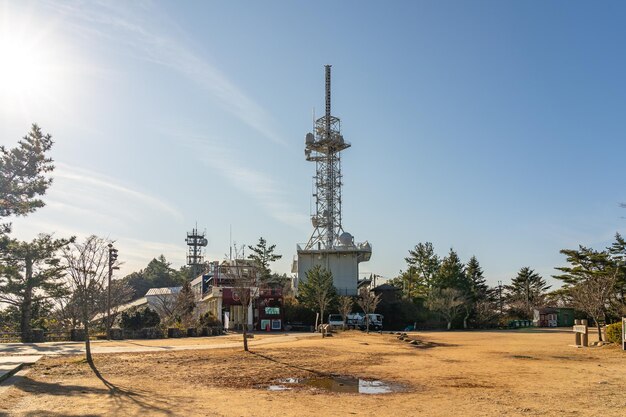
[186,224,208,278]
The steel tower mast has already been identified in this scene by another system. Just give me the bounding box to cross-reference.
[186,224,208,277]
[304,65,351,250]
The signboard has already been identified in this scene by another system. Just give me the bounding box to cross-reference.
[622,317,626,351]
[264,307,280,315]
[572,320,589,347]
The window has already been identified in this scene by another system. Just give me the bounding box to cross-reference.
[265,307,280,315]
[271,319,281,330]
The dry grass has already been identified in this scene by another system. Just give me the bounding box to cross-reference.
[1,329,625,417]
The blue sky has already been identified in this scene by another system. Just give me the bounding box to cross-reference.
[1,0,625,288]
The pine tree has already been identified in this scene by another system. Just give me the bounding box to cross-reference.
[554,245,619,340]
[507,267,550,319]
[1,124,55,233]
[403,242,440,297]
[297,265,337,328]
[465,256,488,300]
[460,256,489,328]
[434,249,466,290]
[0,234,73,342]
[247,237,282,286]
[121,255,184,299]
[607,233,626,309]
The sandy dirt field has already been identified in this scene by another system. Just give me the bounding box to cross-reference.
[0,329,624,417]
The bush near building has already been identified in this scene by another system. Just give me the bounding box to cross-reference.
[120,307,160,330]
[606,322,622,344]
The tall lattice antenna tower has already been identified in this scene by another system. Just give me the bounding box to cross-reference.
[304,65,351,250]
[186,224,208,277]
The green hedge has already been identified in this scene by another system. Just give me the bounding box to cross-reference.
[606,322,622,344]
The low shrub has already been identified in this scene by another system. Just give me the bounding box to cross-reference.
[199,311,220,327]
[606,322,622,344]
[120,307,161,330]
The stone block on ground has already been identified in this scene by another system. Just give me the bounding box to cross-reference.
[70,328,86,342]
[168,328,183,338]
[31,329,45,343]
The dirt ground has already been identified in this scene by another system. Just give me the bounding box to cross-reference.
[1,329,624,417]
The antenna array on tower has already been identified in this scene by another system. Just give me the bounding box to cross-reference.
[304,65,351,250]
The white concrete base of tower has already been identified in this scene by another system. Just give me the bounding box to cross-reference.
[296,242,372,296]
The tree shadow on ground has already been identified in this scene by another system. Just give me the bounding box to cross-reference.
[249,351,332,377]
[0,343,83,355]
[410,340,457,349]
[11,412,101,417]
[8,361,174,417]
[87,361,175,416]
[99,340,175,350]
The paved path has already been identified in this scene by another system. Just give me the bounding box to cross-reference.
[0,355,41,383]
[0,333,319,384]
[0,333,318,356]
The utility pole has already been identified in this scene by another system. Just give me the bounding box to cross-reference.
[526,277,530,319]
[107,243,119,340]
[498,280,503,316]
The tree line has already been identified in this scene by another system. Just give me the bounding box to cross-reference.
[2,124,626,347]
[387,239,626,337]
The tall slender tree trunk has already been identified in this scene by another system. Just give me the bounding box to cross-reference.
[242,324,248,352]
[84,320,93,365]
[242,304,249,351]
[463,309,470,329]
[595,318,603,342]
[20,256,33,343]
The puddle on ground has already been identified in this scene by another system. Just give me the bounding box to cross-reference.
[267,376,401,394]
[267,385,291,391]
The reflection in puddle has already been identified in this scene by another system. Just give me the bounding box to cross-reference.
[277,378,300,384]
[268,376,401,394]
[267,385,291,391]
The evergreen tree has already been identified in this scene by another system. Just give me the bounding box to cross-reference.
[0,234,73,342]
[1,124,55,233]
[121,255,184,299]
[247,237,282,286]
[607,233,626,311]
[507,267,550,319]
[460,256,489,328]
[297,265,337,327]
[465,256,488,300]
[434,249,466,290]
[402,242,440,298]
[554,245,619,339]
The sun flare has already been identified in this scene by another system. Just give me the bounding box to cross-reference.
[0,37,47,97]
[0,8,70,116]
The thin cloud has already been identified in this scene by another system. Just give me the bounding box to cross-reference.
[43,0,285,145]
[8,218,187,276]
[214,160,309,229]
[172,135,308,230]
[55,162,183,222]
